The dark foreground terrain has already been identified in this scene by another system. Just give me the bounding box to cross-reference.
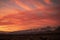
[0,33,60,40]
[0,26,60,40]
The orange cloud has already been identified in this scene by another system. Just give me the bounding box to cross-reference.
[0,9,59,32]
[0,8,19,18]
[0,0,60,32]
[44,0,52,4]
[14,0,32,11]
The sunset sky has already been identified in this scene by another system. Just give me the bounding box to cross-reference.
[0,0,60,32]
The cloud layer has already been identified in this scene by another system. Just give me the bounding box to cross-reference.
[0,0,60,32]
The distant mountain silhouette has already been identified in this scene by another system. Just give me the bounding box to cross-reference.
[0,26,60,34]
[0,26,60,40]
[6,26,58,34]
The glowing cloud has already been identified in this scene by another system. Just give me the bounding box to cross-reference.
[0,0,60,32]
[14,0,32,11]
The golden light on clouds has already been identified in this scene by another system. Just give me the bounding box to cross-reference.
[0,0,60,32]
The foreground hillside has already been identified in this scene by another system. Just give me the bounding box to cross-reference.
[0,26,60,40]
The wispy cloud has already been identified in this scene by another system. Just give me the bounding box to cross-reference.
[0,0,60,32]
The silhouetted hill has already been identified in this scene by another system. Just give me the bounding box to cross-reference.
[0,26,60,40]
[0,26,60,34]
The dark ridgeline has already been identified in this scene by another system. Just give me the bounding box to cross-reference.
[0,26,60,40]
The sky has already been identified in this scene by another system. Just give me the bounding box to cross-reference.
[0,0,60,32]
